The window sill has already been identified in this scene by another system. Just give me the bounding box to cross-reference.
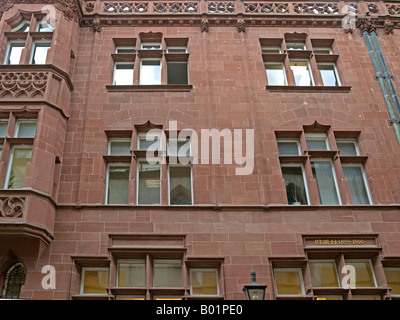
[266,85,352,93]
[106,84,193,92]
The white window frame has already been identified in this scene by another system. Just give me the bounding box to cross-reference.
[274,268,306,296]
[11,20,30,32]
[280,163,310,205]
[139,58,162,85]
[310,158,342,205]
[342,163,373,205]
[277,138,301,156]
[113,62,134,86]
[116,259,146,288]
[344,259,377,288]
[14,119,37,138]
[189,268,219,296]
[290,59,315,86]
[305,133,330,150]
[141,42,162,50]
[4,145,32,189]
[30,40,51,65]
[136,159,162,205]
[108,138,131,155]
[308,259,340,288]
[317,62,341,87]
[4,40,26,65]
[265,62,287,86]
[80,267,109,295]
[105,163,130,204]
[168,164,193,205]
[335,138,360,155]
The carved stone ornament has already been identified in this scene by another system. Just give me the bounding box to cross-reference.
[92,19,102,33]
[0,72,48,99]
[0,0,80,22]
[0,197,25,218]
[384,19,395,35]
[237,17,245,33]
[201,17,209,33]
[356,17,378,34]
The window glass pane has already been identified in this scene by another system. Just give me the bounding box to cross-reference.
[82,269,109,294]
[277,141,299,155]
[343,166,370,204]
[6,43,25,65]
[290,60,313,86]
[337,141,358,156]
[316,296,342,300]
[311,161,340,205]
[167,47,187,53]
[274,269,304,295]
[37,21,54,32]
[141,43,161,50]
[318,64,339,86]
[345,260,376,287]
[12,21,30,32]
[107,166,130,204]
[1,263,26,299]
[167,62,188,85]
[286,42,306,50]
[191,270,218,295]
[7,147,32,189]
[309,261,339,287]
[313,47,332,54]
[0,121,8,137]
[32,43,51,64]
[306,136,328,150]
[153,260,182,287]
[109,140,131,155]
[281,166,308,205]
[138,162,161,204]
[140,60,161,85]
[352,296,379,300]
[116,47,136,53]
[384,268,400,295]
[168,139,190,157]
[15,121,36,138]
[138,133,161,150]
[118,260,145,287]
[265,64,286,86]
[169,166,192,205]
[262,46,281,53]
[114,64,134,85]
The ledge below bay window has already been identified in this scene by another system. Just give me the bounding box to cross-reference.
[266,85,352,93]
[106,84,193,92]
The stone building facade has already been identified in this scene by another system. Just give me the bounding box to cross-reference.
[0,0,400,300]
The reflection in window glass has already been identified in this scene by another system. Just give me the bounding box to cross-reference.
[309,261,339,287]
[31,43,51,64]
[0,121,8,137]
[290,60,313,86]
[82,268,109,294]
[274,269,304,295]
[107,166,130,204]
[117,260,146,287]
[342,165,371,205]
[138,162,161,204]
[37,21,54,32]
[345,260,376,287]
[384,268,400,296]
[311,160,340,205]
[114,64,134,85]
[318,64,340,86]
[265,64,287,86]
[15,120,36,138]
[6,43,25,65]
[12,21,30,32]
[140,60,161,85]
[277,141,300,155]
[281,166,308,205]
[337,141,358,156]
[190,269,219,296]
[6,147,32,189]
[153,260,182,287]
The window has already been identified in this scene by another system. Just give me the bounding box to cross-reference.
[309,260,339,287]
[318,64,341,86]
[281,165,309,205]
[190,269,219,296]
[274,268,305,296]
[11,21,30,32]
[115,46,136,54]
[167,47,187,53]
[168,138,191,157]
[80,268,109,295]
[31,42,51,65]
[262,46,281,54]
[286,42,306,50]
[313,47,332,54]
[0,120,8,137]
[138,131,161,151]
[265,63,287,86]
[137,161,161,205]
[169,165,192,205]
[167,62,188,85]
[106,165,130,204]
[36,20,54,32]
[384,268,400,296]
[15,120,36,138]
[113,63,134,85]
[5,146,33,189]
[305,133,329,150]
[345,260,376,287]
[277,139,300,155]
[4,42,25,65]
[337,139,359,155]
[1,263,26,299]
[108,138,131,155]
[153,260,182,287]
[290,60,314,86]
[140,60,161,85]
[141,42,161,50]
[117,260,146,287]
[342,165,371,204]
[311,160,341,205]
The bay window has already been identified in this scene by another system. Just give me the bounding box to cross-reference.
[30,41,51,65]
[4,41,25,65]
[5,146,32,189]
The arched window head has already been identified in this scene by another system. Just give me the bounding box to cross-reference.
[1,263,26,299]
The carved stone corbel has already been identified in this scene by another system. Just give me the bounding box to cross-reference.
[237,17,245,33]
[384,19,394,35]
[356,17,378,34]
[201,17,209,33]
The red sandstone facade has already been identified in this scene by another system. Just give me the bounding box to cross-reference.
[0,0,400,300]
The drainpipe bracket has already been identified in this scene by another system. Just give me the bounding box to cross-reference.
[388,119,400,126]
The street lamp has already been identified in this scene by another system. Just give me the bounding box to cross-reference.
[242,270,267,300]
